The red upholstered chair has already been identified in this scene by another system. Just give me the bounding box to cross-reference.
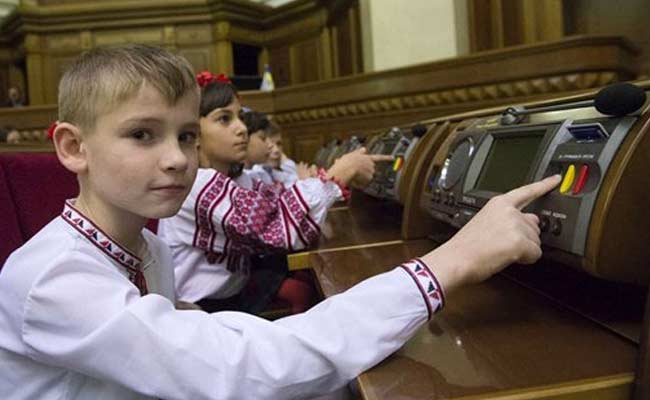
[0,152,79,268]
[1,153,79,240]
[0,161,24,267]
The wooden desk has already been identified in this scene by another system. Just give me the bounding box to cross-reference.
[288,191,404,270]
[309,241,638,400]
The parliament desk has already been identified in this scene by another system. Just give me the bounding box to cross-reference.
[308,241,639,400]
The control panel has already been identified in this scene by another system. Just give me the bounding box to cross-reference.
[364,125,425,201]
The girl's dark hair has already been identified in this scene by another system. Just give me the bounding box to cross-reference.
[199,81,239,117]
[241,111,270,135]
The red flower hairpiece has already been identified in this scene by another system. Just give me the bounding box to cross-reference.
[215,73,232,84]
[47,121,58,140]
[196,71,232,87]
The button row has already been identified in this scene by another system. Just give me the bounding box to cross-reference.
[539,215,562,236]
[559,164,589,195]
[432,189,456,205]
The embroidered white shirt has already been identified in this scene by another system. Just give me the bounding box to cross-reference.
[158,168,342,302]
[272,160,300,189]
[0,203,445,400]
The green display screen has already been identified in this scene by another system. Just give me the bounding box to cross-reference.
[474,132,545,193]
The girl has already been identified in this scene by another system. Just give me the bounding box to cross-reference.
[157,72,386,313]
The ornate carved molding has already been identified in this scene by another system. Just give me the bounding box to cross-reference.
[273,71,619,125]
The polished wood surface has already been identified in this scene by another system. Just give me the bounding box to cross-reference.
[315,192,403,251]
[309,242,638,400]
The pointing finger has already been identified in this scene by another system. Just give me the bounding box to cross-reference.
[502,175,562,209]
[369,154,395,162]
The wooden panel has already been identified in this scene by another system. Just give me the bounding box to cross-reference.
[290,37,321,84]
[175,24,212,45]
[177,47,212,73]
[291,132,324,163]
[564,0,650,77]
[268,45,291,88]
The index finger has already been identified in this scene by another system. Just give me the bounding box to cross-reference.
[369,154,395,162]
[502,174,562,209]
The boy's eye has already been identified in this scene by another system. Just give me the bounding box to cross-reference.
[131,130,152,141]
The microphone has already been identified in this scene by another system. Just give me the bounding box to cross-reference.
[500,82,647,125]
[411,123,428,138]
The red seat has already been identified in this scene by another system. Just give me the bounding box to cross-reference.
[0,160,24,267]
[0,153,79,241]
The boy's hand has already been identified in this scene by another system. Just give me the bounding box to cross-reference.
[326,147,394,188]
[422,175,562,294]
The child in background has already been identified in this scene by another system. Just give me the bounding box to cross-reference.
[241,109,275,186]
[0,44,561,400]
[158,73,391,312]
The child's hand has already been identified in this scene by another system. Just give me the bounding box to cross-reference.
[421,175,562,294]
[297,162,317,179]
[326,147,393,188]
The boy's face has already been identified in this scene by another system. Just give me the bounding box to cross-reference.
[246,130,272,165]
[267,133,282,169]
[199,97,249,166]
[81,83,199,219]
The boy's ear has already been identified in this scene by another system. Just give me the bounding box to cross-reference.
[52,122,88,174]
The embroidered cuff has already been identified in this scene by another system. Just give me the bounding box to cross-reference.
[399,258,445,320]
[316,168,351,202]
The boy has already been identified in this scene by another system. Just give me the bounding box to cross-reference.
[0,44,560,399]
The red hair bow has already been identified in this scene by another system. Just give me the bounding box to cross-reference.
[196,71,232,87]
[47,121,58,140]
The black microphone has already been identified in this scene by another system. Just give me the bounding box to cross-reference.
[411,123,428,138]
[594,82,647,116]
[500,82,647,125]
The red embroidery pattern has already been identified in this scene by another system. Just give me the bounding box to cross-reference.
[286,186,320,245]
[224,186,288,254]
[193,172,230,250]
[399,258,445,320]
[61,201,148,296]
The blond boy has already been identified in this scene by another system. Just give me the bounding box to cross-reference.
[0,44,560,399]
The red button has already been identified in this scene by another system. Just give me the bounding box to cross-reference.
[572,165,589,195]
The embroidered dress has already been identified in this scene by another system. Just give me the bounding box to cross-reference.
[158,168,341,303]
[0,201,445,400]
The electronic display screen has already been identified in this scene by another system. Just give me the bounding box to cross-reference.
[474,132,545,193]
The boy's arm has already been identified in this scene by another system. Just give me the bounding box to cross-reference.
[21,176,559,400]
[21,253,437,400]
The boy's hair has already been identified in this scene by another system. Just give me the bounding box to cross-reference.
[58,44,197,129]
[241,111,270,136]
[199,81,239,117]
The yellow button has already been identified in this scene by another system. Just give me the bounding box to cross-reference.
[559,164,576,194]
[392,157,403,172]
